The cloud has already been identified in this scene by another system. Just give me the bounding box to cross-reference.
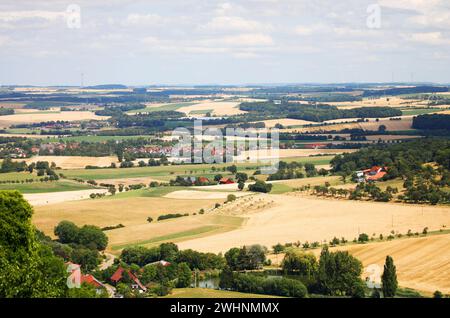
[201,16,272,32]
[407,32,450,45]
[121,13,166,27]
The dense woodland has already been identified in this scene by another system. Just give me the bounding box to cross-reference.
[239,101,402,122]
[412,114,450,130]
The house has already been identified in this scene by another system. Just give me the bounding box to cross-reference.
[147,260,171,267]
[197,176,210,184]
[110,266,147,292]
[359,166,388,182]
[81,274,107,294]
[219,177,235,184]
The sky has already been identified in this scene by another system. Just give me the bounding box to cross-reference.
[0,0,449,86]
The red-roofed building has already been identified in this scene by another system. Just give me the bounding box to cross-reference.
[360,166,388,182]
[111,267,147,292]
[219,177,235,184]
[81,274,106,293]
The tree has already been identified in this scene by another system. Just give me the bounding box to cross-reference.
[248,180,272,193]
[235,172,248,183]
[433,290,443,298]
[281,250,318,281]
[159,242,179,262]
[381,255,398,298]
[77,225,108,251]
[71,247,99,271]
[238,181,245,191]
[219,266,234,290]
[378,125,387,133]
[272,243,285,254]
[54,220,79,244]
[68,282,107,298]
[224,247,241,271]
[226,165,237,174]
[0,190,68,297]
[358,233,369,243]
[317,246,364,297]
[176,262,192,288]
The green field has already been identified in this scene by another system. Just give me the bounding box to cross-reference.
[0,171,40,181]
[62,157,333,181]
[401,108,443,116]
[270,183,293,194]
[164,288,282,298]
[0,180,94,193]
[111,215,243,250]
[109,186,189,199]
[189,109,213,115]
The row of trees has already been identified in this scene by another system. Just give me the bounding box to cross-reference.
[281,247,398,297]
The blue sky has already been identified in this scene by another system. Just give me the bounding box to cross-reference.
[0,0,449,86]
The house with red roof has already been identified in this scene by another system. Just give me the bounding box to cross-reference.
[111,266,147,292]
[219,177,235,184]
[81,274,106,293]
[360,166,388,182]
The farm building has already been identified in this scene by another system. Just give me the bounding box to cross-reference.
[356,166,388,182]
[81,274,107,293]
[111,266,147,292]
[219,177,235,184]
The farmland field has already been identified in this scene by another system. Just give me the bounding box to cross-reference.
[21,156,119,169]
[178,194,450,254]
[0,180,94,193]
[0,110,108,128]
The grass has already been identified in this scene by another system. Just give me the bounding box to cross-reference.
[0,180,94,193]
[189,109,213,115]
[110,186,189,199]
[400,108,442,116]
[62,157,333,181]
[112,225,221,250]
[270,183,293,194]
[0,171,39,181]
[111,214,244,250]
[164,288,282,298]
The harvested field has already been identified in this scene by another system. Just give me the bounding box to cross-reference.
[336,234,450,294]
[20,156,119,169]
[328,97,425,109]
[164,190,251,200]
[293,117,413,133]
[178,194,450,254]
[0,111,108,128]
[233,148,356,161]
[0,133,52,139]
[268,234,450,294]
[25,189,108,206]
[33,196,217,236]
[178,101,246,116]
[254,118,316,128]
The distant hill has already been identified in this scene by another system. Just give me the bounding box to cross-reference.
[84,84,128,90]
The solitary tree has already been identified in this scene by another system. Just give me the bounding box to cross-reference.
[381,255,398,297]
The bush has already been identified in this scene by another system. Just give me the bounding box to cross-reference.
[226,194,237,203]
[248,180,272,193]
[157,213,188,221]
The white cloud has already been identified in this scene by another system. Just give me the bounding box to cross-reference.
[201,16,272,32]
[407,32,450,45]
[122,13,166,27]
